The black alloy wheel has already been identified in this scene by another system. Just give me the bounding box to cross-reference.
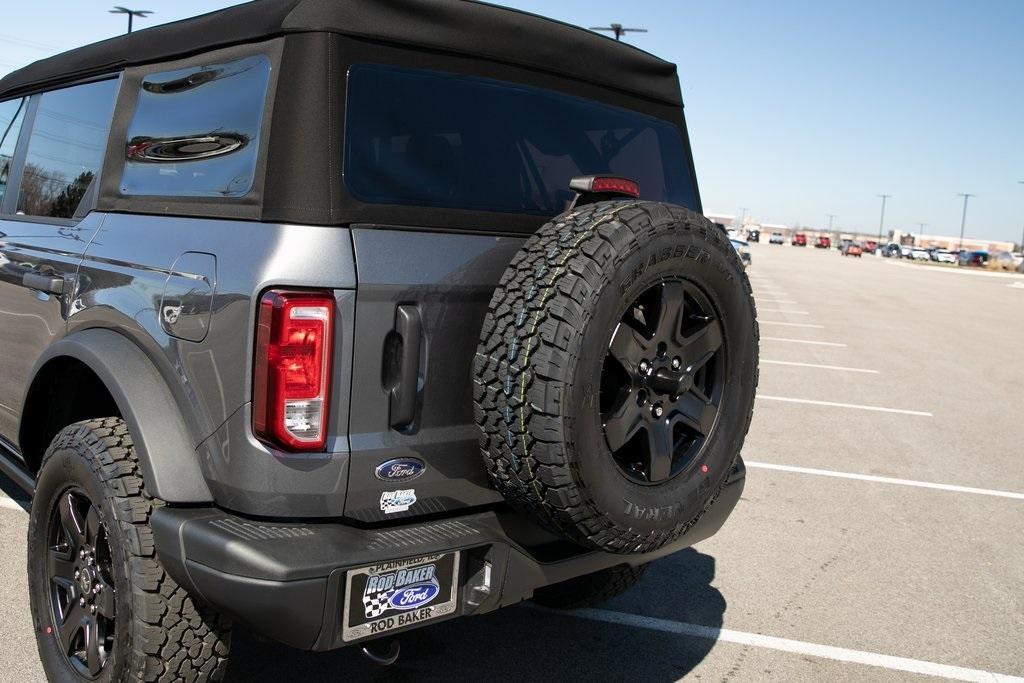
[600,279,726,485]
[46,487,116,679]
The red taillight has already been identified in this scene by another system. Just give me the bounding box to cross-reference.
[590,176,640,198]
[568,175,641,199]
[253,289,334,451]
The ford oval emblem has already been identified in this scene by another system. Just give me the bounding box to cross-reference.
[374,458,426,482]
[388,580,440,611]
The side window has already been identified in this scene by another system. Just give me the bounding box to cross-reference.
[121,55,271,198]
[0,97,28,208]
[17,79,118,219]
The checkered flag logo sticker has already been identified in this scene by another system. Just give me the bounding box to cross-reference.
[362,589,392,619]
[361,562,441,619]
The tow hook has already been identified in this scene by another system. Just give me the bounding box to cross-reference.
[360,637,400,666]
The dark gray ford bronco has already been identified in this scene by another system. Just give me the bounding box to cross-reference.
[0,0,757,679]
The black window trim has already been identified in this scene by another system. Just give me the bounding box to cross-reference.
[0,94,36,216]
[0,73,122,225]
[96,38,284,222]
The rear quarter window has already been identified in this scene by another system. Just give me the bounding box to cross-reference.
[344,64,695,215]
[120,54,270,198]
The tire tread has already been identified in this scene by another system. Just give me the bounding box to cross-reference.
[36,417,230,682]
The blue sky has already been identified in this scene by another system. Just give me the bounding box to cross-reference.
[1,0,1021,242]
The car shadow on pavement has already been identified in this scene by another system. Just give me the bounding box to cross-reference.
[225,548,724,682]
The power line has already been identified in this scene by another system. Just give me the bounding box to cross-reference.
[0,34,61,52]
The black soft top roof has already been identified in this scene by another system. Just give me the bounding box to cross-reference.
[0,0,681,105]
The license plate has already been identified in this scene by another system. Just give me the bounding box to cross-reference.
[342,552,460,642]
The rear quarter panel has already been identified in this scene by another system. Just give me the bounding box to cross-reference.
[71,213,357,511]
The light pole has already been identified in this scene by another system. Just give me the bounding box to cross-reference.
[915,222,927,246]
[876,193,892,249]
[877,194,891,243]
[1018,181,1023,252]
[740,207,749,226]
[110,6,152,34]
[956,193,974,252]
[589,23,648,41]
[826,213,836,231]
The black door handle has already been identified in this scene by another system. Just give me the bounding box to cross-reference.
[389,305,422,429]
[23,272,64,295]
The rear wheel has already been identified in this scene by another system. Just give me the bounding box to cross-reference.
[28,418,231,682]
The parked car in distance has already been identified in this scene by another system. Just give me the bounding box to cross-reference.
[841,241,863,257]
[987,250,1018,272]
[911,247,931,261]
[959,250,989,267]
[770,232,784,244]
[791,232,807,247]
[730,238,751,268]
[900,244,914,259]
[815,235,831,249]
[747,228,760,242]
[863,240,877,253]
[931,249,956,264]
[880,242,901,258]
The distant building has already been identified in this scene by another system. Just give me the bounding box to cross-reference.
[892,229,1013,252]
[705,213,736,228]
[760,222,789,237]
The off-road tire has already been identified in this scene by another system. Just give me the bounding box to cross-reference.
[474,200,758,553]
[28,417,231,682]
[532,563,648,609]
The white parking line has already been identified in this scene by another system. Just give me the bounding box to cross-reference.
[0,496,27,511]
[754,298,798,304]
[758,321,825,329]
[1009,282,1024,289]
[757,309,810,315]
[756,394,932,416]
[745,461,1024,501]
[760,336,845,347]
[890,261,1024,280]
[760,359,878,374]
[560,608,1024,683]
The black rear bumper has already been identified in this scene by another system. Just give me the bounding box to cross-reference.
[151,457,745,651]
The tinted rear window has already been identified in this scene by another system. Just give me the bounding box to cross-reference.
[344,64,694,215]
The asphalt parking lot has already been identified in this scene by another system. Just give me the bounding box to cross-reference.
[2,244,1022,682]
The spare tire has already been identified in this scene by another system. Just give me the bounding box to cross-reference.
[473,200,758,553]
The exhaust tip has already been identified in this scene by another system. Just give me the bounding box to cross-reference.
[361,637,400,666]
